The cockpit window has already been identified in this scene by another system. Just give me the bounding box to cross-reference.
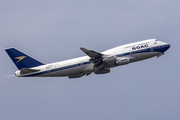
[155,40,158,41]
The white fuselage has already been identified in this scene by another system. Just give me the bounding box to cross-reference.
[15,39,170,77]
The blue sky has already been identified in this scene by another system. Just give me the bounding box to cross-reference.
[1,0,180,120]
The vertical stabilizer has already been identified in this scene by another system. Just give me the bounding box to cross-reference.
[5,48,44,70]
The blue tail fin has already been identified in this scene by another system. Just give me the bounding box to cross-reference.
[5,48,44,70]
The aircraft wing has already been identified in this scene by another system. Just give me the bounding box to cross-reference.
[80,47,103,58]
[80,47,109,73]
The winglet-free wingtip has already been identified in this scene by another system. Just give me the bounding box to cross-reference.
[80,47,91,54]
[80,47,84,50]
[80,47,89,51]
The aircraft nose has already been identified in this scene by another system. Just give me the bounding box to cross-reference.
[167,44,170,50]
[164,43,170,52]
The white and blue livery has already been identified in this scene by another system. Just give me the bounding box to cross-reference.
[5,39,170,78]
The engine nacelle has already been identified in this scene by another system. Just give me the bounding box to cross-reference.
[115,57,130,65]
[94,68,110,74]
[103,55,116,64]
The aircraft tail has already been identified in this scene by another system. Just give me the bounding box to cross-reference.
[5,48,44,70]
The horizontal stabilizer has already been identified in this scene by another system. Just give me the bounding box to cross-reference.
[80,47,103,58]
[20,68,40,74]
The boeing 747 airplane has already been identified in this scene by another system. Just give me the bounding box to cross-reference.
[5,39,170,78]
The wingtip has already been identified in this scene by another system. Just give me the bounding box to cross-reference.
[80,47,89,50]
[80,47,85,49]
[80,47,87,51]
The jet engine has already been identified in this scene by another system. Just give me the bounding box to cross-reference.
[115,57,130,65]
[102,55,116,64]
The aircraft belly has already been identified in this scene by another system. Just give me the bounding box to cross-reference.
[53,65,89,76]
[83,63,94,73]
[62,67,85,76]
[32,64,92,77]
[130,52,161,62]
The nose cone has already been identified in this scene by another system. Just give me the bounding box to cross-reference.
[158,40,170,53]
[164,43,170,52]
[166,44,170,50]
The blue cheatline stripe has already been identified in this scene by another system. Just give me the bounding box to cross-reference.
[23,45,169,77]
[24,61,91,77]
